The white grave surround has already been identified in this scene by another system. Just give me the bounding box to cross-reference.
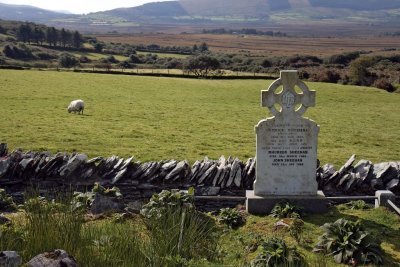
[246,70,328,214]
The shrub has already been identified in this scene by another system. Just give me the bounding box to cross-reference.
[183,55,221,77]
[373,78,395,92]
[35,52,56,60]
[2,44,35,60]
[59,53,79,68]
[309,69,341,83]
[313,218,383,265]
[348,56,378,86]
[140,188,194,219]
[0,188,17,212]
[251,237,306,267]
[71,183,122,211]
[270,201,303,219]
[340,200,372,210]
[217,208,245,228]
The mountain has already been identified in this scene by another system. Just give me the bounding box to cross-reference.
[92,0,400,21]
[0,3,69,22]
[2,0,400,34]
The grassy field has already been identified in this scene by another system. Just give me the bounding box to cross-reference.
[0,69,399,167]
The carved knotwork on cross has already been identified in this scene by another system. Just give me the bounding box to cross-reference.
[262,70,315,117]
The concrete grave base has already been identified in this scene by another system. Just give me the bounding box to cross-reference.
[246,190,328,215]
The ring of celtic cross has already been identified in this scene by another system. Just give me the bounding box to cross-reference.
[265,78,314,117]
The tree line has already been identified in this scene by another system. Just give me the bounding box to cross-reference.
[16,23,83,49]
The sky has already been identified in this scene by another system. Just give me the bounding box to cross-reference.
[0,0,170,14]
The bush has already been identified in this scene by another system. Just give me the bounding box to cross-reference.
[183,55,221,77]
[270,202,303,219]
[251,237,306,267]
[59,53,79,68]
[348,56,378,86]
[309,69,341,83]
[35,52,56,60]
[217,208,245,228]
[313,218,383,265]
[140,188,194,219]
[373,78,395,92]
[2,44,35,60]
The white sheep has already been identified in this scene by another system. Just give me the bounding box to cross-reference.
[67,99,85,114]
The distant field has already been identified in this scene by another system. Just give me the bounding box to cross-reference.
[96,33,400,57]
[0,69,399,167]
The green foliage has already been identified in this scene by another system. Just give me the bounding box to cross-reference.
[313,218,383,265]
[348,56,378,86]
[184,55,221,77]
[71,183,122,211]
[144,205,220,265]
[289,218,305,244]
[251,237,306,267]
[92,182,122,198]
[340,200,372,210]
[58,53,79,68]
[22,196,85,261]
[270,202,303,219]
[0,188,17,212]
[217,207,245,228]
[2,44,35,60]
[140,188,195,219]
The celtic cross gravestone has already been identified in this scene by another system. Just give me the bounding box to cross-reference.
[247,70,327,214]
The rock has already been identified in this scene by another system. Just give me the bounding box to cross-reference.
[0,158,11,178]
[130,162,148,180]
[27,249,76,267]
[59,154,88,177]
[374,162,399,183]
[338,154,356,174]
[190,160,201,181]
[90,193,125,215]
[0,251,21,267]
[111,168,128,185]
[19,158,33,170]
[0,143,8,157]
[165,160,188,181]
[386,178,399,191]
[321,164,336,180]
[233,165,243,188]
[140,162,161,181]
[161,160,177,171]
[86,156,103,165]
[195,186,220,196]
[227,158,240,188]
[198,164,217,184]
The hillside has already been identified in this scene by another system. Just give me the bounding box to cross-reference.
[2,1,400,34]
[0,3,68,22]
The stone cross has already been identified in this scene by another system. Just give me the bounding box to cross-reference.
[262,70,315,117]
[253,70,320,196]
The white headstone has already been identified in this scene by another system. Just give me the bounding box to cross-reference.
[254,70,319,196]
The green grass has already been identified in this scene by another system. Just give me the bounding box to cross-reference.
[71,51,128,61]
[0,69,399,167]
[219,206,400,266]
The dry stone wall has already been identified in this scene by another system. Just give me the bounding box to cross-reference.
[0,144,399,204]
